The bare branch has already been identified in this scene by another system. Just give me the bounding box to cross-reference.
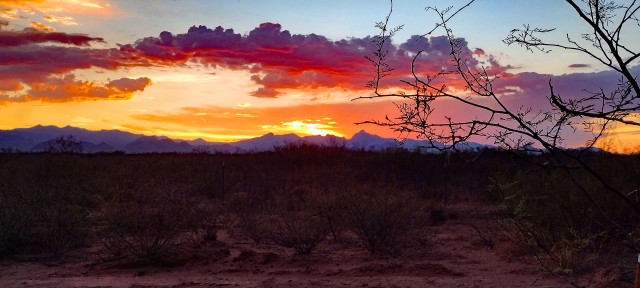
[359,0,640,218]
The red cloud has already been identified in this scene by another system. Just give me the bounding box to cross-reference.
[123,23,509,97]
[3,75,151,103]
[0,21,512,102]
[0,79,23,91]
[7,20,612,112]
[0,26,139,102]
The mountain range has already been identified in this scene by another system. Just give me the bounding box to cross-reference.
[0,125,493,153]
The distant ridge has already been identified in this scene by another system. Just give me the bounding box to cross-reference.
[123,136,193,153]
[0,125,141,151]
[0,125,493,154]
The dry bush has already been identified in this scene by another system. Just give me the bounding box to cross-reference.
[340,186,424,254]
[98,185,212,265]
[269,212,327,254]
[0,155,92,257]
[224,192,273,244]
[238,210,272,245]
[486,167,632,278]
[0,196,89,256]
[314,192,347,242]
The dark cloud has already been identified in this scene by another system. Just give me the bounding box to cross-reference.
[498,66,640,103]
[0,45,129,90]
[247,22,292,48]
[490,66,640,144]
[107,77,152,93]
[0,27,104,47]
[251,87,281,98]
[399,35,430,53]
[569,63,591,68]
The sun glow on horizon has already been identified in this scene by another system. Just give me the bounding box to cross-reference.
[114,126,256,143]
[261,119,344,137]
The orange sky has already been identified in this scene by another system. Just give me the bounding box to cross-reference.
[1,0,639,151]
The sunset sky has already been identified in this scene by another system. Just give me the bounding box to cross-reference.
[1,0,639,150]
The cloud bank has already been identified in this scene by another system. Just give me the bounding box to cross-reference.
[121,23,508,97]
[0,26,149,103]
[0,20,510,103]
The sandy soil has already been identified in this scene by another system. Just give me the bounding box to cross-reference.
[0,204,601,288]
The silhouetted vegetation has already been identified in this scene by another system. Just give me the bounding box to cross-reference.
[45,135,84,153]
[0,148,638,283]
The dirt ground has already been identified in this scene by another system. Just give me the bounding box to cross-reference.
[0,204,616,288]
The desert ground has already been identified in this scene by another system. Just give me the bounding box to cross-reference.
[1,151,636,288]
[2,203,615,288]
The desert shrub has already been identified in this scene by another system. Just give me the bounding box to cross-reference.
[0,200,88,256]
[238,211,272,244]
[487,163,637,276]
[98,184,211,265]
[46,135,84,153]
[223,191,274,244]
[0,195,69,255]
[0,155,92,256]
[340,186,422,254]
[269,212,327,254]
[200,201,222,242]
[314,192,347,242]
[31,203,90,256]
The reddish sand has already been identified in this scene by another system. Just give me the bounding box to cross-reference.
[0,204,606,288]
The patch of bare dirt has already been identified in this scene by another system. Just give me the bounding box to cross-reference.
[0,204,590,287]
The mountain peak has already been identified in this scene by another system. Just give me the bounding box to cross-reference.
[355,129,368,135]
[351,130,380,140]
[351,130,377,138]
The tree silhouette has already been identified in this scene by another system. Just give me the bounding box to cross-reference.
[47,135,84,153]
[361,0,639,211]
[360,1,640,283]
